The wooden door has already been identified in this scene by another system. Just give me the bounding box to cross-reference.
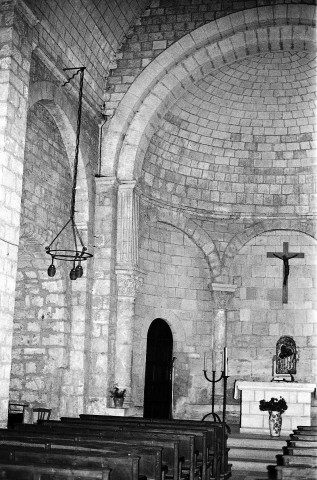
[143,319,173,419]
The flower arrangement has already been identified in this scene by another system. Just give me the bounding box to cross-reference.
[109,384,126,399]
[259,396,288,414]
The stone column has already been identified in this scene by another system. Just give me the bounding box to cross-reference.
[115,181,144,406]
[87,176,118,414]
[0,0,37,427]
[210,283,237,373]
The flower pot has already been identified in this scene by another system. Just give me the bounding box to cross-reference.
[269,411,282,437]
[113,397,124,408]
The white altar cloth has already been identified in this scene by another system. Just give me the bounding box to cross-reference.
[234,381,316,435]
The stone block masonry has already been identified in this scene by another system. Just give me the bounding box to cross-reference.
[0,1,34,427]
[10,102,73,416]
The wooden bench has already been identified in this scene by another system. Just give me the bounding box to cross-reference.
[0,444,141,480]
[0,461,111,479]
[270,425,317,480]
[0,429,165,480]
[64,414,227,480]
[36,420,203,480]
[275,464,317,480]
[60,416,216,480]
[2,427,180,480]
[77,415,227,477]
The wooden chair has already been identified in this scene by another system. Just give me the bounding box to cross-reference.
[33,407,51,423]
[7,402,29,429]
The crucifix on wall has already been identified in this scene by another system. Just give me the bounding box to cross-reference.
[267,242,304,304]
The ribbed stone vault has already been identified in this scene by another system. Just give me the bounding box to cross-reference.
[141,50,315,215]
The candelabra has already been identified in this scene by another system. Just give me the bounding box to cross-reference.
[202,347,229,424]
[202,348,230,479]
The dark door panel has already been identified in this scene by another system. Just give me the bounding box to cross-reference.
[143,319,173,419]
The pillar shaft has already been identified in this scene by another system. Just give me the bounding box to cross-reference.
[115,182,143,405]
[210,283,237,372]
[0,0,36,427]
[87,176,118,413]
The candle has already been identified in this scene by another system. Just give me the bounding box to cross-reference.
[203,352,206,370]
[224,347,228,376]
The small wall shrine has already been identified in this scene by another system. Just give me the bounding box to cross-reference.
[272,336,297,382]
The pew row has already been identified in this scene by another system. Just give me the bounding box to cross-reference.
[0,444,143,480]
[1,427,179,480]
[58,417,217,480]
[0,429,165,480]
[78,414,229,478]
[59,415,229,480]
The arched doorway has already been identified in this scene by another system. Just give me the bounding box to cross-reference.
[143,319,173,419]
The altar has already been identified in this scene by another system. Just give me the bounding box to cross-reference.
[234,381,316,435]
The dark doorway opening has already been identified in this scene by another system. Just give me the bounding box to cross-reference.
[143,318,173,419]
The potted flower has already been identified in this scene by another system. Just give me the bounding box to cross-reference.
[259,397,288,436]
[109,384,126,408]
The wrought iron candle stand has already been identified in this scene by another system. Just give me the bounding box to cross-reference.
[202,365,230,479]
[202,369,228,423]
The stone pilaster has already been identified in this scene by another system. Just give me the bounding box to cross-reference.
[210,283,237,373]
[116,181,139,267]
[115,181,143,406]
[0,0,37,427]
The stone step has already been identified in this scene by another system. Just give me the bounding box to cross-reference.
[228,435,287,450]
[230,470,268,480]
[230,447,279,462]
[230,458,272,473]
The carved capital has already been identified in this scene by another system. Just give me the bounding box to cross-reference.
[210,283,237,309]
[116,268,144,297]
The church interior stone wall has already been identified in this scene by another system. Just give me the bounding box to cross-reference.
[0,0,316,427]
[11,101,72,419]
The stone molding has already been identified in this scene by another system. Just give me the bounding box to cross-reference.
[17,0,39,27]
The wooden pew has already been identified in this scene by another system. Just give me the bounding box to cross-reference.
[291,431,317,441]
[0,461,111,479]
[281,453,317,467]
[61,417,214,480]
[65,414,226,480]
[60,416,215,480]
[272,425,317,480]
[35,420,201,480]
[0,429,164,480]
[3,427,181,480]
[0,444,141,480]
[275,464,317,479]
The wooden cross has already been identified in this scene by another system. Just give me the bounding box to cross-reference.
[267,242,304,304]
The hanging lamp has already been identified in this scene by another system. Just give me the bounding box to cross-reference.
[45,67,93,280]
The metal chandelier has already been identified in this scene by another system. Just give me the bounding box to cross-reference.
[45,67,93,280]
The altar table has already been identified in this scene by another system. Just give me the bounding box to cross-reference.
[234,381,316,435]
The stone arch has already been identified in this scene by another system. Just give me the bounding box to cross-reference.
[102,4,316,180]
[221,218,317,279]
[28,80,90,227]
[140,311,186,346]
[144,203,221,278]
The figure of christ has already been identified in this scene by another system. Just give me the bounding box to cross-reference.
[267,242,305,304]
